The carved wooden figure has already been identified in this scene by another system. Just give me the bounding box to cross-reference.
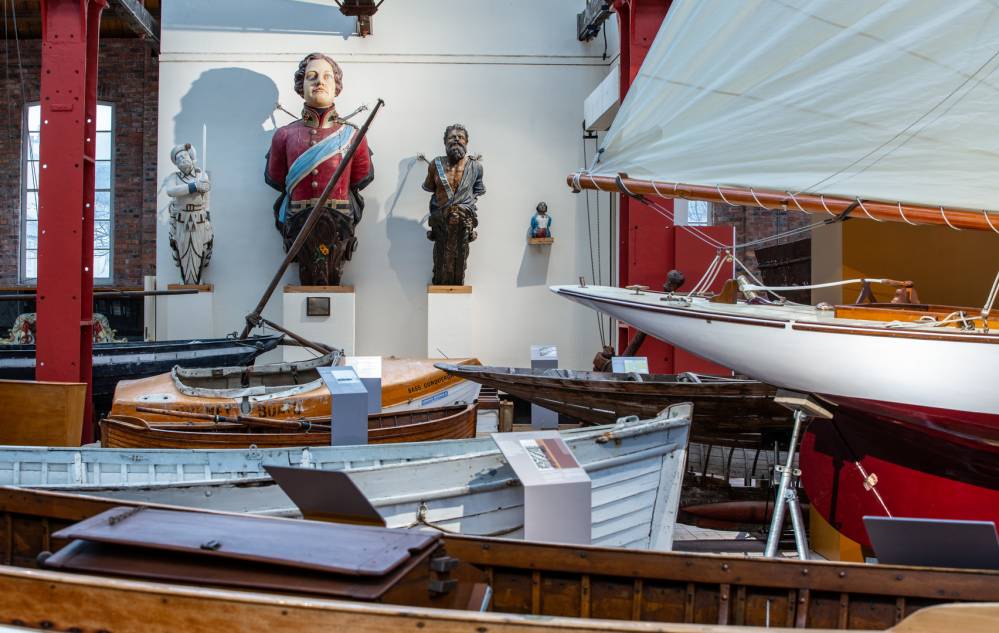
[265,53,374,286]
[166,144,213,285]
[423,124,485,286]
[530,201,552,238]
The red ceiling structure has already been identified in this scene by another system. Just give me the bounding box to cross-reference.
[36,0,107,442]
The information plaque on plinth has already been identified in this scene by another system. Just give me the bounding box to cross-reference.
[492,431,591,545]
[345,355,382,414]
[318,366,368,446]
[283,285,355,362]
[611,356,649,373]
[530,345,559,429]
[427,285,473,358]
[157,284,214,341]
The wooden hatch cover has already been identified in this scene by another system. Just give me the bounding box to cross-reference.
[44,506,444,601]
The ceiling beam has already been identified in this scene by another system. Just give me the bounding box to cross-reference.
[111,0,159,48]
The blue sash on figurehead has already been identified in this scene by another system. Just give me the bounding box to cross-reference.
[434,157,456,206]
[278,124,355,223]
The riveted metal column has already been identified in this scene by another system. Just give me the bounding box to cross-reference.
[37,0,107,443]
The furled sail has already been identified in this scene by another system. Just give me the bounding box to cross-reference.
[573,0,999,231]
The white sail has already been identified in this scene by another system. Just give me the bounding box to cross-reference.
[592,0,999,212]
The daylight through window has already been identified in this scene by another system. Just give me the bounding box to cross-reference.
[22,103,114,281]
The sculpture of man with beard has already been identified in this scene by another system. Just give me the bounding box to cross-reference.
[423,124,485,286]
[265,52,373,286]
[166,143,213,285]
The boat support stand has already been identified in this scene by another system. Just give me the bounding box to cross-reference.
[765,390,834,560]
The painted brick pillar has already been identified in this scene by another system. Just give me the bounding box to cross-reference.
[37,0,107,442]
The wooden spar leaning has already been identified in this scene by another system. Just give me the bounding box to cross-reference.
[239,99,387,340]
[568,173,999,233]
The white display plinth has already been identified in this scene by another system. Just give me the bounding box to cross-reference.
[427,286,473,358]
[345,355,382,414]
[157,284,214,341]
[282,285,355,362]
[492,431,591,545]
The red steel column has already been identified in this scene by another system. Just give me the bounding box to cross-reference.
[37,0,106,442]
[612,0,671,354]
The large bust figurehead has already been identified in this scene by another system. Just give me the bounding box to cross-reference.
[264,51,373,286]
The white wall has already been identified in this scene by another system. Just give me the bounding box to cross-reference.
[157,0,619,369]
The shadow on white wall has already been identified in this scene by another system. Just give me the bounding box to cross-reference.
[167,0,356,38]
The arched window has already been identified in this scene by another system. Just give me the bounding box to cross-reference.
[21,102,114,282]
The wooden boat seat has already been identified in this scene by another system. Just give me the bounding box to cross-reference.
[43,506,475,605]
[834,303,999,329]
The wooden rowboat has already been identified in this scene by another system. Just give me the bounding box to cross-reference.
[435,363,788,447]
[98,404,477,449]
[50,405,694,550]
[0,567,992,633]
[1,486,998,631]
[112,353,482,421]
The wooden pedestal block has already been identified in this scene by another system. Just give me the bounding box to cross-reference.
[282,285,355,362]
[427,285,473,358]
[157,284,215,341]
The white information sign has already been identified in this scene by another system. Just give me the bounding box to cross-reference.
[611,356,649,374]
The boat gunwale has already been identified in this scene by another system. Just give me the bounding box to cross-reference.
[555,286,999,343]
[170,350,341,399]
[100,404,478,449]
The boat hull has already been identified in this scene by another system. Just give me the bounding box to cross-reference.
[553,285,999,545]
[111,357,482,420]
[801,401,999,548]
[436,363,788,447]
[0,335,282,413]
[49,405,693,551]
[98,404,478,449]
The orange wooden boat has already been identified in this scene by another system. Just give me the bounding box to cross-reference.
[99,404,478,449]
[110,352,482,422]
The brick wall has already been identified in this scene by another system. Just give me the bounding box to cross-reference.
[711,203,813,280]
[0,38,158,287]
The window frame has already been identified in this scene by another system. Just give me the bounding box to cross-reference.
[20,101,115,284]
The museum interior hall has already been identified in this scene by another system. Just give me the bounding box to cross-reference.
[0,2,998,632]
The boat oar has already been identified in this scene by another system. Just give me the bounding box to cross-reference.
[239,99,386,341]
[135,406,330,432]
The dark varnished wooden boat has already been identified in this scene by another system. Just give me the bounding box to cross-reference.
[0,334,282,414]
[436,363,789,447]
[99,404,478,449]
[2,487,998,631]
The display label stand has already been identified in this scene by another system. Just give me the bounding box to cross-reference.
[530,345,559,429]
[610,356,649,373]
[318,366,368,446]
[282,285,355,361]
[156,284,214,341]
[427,285,473,358]
[345,355,382,414]
[492,431,591,544]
